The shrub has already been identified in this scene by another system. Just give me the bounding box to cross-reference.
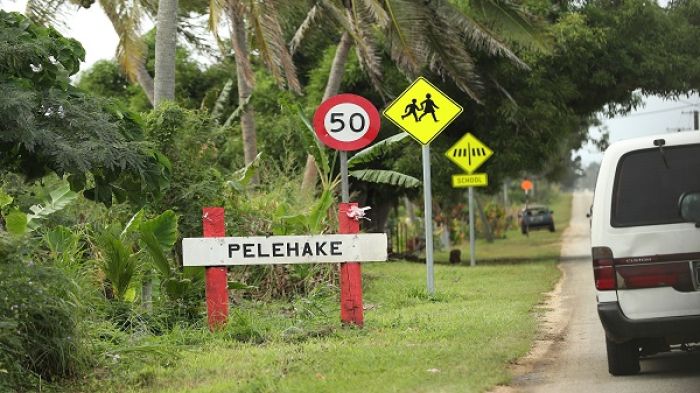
[0,234,87,391]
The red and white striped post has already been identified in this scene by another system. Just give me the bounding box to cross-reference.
[338,202,364,327]
[202,207,228,330]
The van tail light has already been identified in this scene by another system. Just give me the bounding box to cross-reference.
[592,247,616,290]
[617,263,694,291]
[592,247,695,292]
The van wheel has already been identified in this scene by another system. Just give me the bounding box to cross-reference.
[606,337,640,375]
[549,223,555,232]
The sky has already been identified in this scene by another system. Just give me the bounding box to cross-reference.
[3,0,697,167]
[1,0,123,67]
[579,95,700,166]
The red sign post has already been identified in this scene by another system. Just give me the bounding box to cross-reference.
[338,203,364,326]
[314,94,381,326]
[203,207,228,330]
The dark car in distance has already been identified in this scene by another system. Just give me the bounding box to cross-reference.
[519,205,555,234]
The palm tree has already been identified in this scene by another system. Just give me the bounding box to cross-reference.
[209,0,302,183]
[292,0,537,193]
[26,0,158,105]
[154,0,178,105]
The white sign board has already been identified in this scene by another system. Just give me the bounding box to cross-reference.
[182,234,387,266]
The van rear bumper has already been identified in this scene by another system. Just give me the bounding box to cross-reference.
[598,301,700,343]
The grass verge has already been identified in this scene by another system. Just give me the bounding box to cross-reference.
[70,194,572,393]
[435,192,573,264]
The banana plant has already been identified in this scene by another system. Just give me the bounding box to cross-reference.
[2,182,78,236]
[97,224,139,301]
[298,107,421,191]
[138,210,203,301]
[43,225,83,270]
[94,210,202,302]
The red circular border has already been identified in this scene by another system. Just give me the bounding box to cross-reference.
[313,94,381,151]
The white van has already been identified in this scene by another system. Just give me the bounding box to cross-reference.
[591,132,700,375]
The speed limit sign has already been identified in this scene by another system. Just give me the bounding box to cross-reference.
[313,94,381,151]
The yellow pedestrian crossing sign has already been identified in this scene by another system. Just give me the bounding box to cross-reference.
[383,77,463,145]
[445,133,493,174]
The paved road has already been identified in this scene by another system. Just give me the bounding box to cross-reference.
[516,191,700,393]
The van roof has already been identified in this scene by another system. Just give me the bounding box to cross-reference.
[605,131,700,158]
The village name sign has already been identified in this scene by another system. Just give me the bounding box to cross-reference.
[183,234,387,266]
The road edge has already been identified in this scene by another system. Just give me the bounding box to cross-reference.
[488,193,582,393]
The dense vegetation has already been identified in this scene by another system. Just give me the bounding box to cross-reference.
[2,0,700,391]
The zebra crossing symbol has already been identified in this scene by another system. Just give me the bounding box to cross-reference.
[445,133,493,174]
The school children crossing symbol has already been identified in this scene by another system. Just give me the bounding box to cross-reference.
[383,77,464,295]
[445,133,493,187]
[383,77,463,144]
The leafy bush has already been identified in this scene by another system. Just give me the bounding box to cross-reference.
[0,234,87,391]
[0,11,170,207]
[478,201,508,239]
[143,103,232,238]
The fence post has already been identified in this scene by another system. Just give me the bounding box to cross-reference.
[338,203,364,327]
[203,207,228,330]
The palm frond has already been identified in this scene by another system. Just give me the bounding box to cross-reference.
[227,1,256,88]
[297,105,330,178]
[361,0,389,27]
[422,4,483,101]
[290,2,323,55]
[470,0,546,50]
[383,0,425,76]
[254,1,302,93]
[223,94,252,127]
[208,0,226,49]
[347,133,408,168]
[25,0,69,27]
[441,2,528,70]
[318,0,357,38]
[227,152,262,192]
[100,0,147,81]
[350,0,385,99]
[211,79,234,124]
[349,169,421,188]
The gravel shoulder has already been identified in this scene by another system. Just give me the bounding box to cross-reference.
[491,191,700,393]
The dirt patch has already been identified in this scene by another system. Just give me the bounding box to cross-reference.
[488,192,590,393]
[488,260,571,393]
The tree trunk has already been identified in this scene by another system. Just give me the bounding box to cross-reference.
[475,193,494,243]
[405,196,417,224]
[136,61,155,106]
[102,12,156,107]
[229,5,259,185]
[367,192,394,233]
[154,0,178,105]
[300,31,353,193]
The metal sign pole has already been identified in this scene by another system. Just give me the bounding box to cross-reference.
[340,151,350,203]
[468,187,476,267]
[422,144,435,295]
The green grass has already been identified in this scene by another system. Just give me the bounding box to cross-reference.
[69,193,572,393]
[435,193,572,264]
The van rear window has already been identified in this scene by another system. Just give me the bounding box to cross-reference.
[612,143,700,227]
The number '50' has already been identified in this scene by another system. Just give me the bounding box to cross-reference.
[330,112,366,132]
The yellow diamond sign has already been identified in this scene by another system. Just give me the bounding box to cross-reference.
[445,133,493,174]
[383,77,463,145]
